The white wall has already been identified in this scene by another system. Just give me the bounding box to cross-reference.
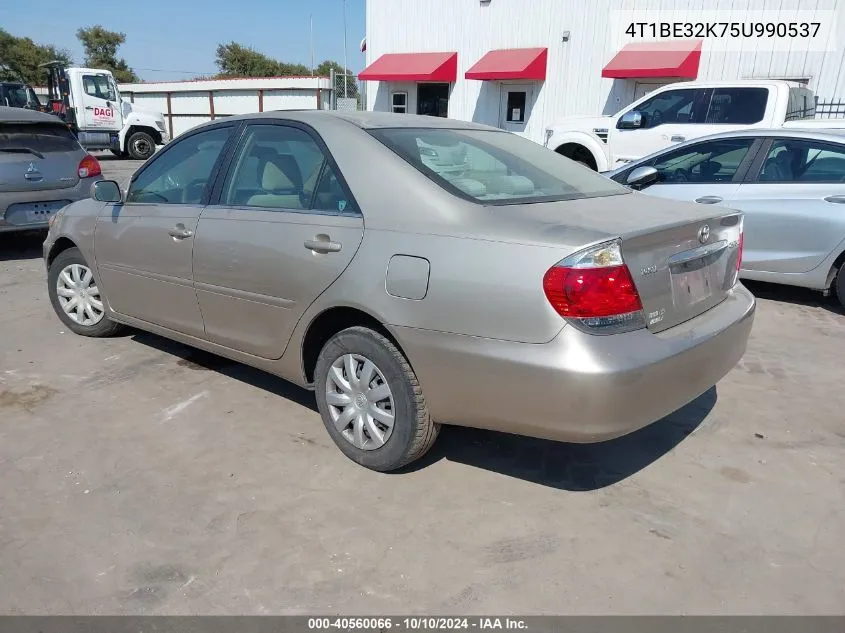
[365,0,845,143]
[119,77,332,138]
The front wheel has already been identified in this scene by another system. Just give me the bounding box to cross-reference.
[314,326,439,472]
[127,131,155,160]
[47,247,124,337]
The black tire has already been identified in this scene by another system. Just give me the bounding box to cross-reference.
[47,247,124,337]
[834,266,845,310]
[109,149,125,157]
[127,131,155,160]
[314,326,439,472]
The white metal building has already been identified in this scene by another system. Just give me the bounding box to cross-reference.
[361,0,845,144]
[118,76,332,138]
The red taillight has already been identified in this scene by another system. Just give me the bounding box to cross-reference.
[544,264,643,318]
[544,241,645,333]
[736,231,744,272]
[78,154,101,179]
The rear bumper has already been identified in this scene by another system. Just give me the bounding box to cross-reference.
[0,177,100,233]
[392,284,756,443]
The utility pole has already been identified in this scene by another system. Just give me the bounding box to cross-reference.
[310,14,314,75]
[342,0,349,98]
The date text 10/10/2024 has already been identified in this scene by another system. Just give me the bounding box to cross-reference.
[308,618,528,630]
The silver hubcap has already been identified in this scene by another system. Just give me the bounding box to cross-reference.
[133,138,151,155]
[326,354,395,450]
[56,264,104,326]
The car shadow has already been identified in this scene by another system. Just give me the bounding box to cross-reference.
[130,330,715,489]
[402,387,718,490]
[130,331,318,412]
[0,230,46,261]
[743,280,843,316]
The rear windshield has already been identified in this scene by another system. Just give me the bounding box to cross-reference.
[368,128,628,205]
[0,122,80,153]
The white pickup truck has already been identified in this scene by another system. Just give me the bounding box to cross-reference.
[545,80,831,171]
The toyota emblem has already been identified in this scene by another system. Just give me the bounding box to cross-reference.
[698,224,711,244]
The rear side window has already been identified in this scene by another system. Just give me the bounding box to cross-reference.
[370,127,628,204]
[758,139,845,183]
[705,88,768,124]
[0,122,80,153]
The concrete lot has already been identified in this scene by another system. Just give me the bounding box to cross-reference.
[1,156,844,614]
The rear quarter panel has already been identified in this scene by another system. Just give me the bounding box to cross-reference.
[301,227,571,344]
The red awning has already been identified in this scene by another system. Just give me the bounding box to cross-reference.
[465,48,548,81]
[358,52,458,82]
[602,39,702,79]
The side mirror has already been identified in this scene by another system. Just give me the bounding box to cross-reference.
[626,166,659,189]
[617,110,643,129]
[93,180,122,203]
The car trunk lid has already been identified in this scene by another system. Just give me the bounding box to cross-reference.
[478,191,743,333]
[0,122,82,192]
[620,212,742,332]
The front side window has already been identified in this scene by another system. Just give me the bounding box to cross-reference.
[632,89,705,129]
[82,75,117,101]
[221,124,355,214]
[127,126,232,204]
[370,127,628,205]
[758,139,845,183]
[641,138,756,184]
[705,88,768,124]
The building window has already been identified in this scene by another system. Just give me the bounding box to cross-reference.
[506,91,526,123]
[391,92,407,114]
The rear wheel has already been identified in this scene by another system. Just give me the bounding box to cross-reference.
[127,131,155,160]
[314,326,439,472]
[834,266,845,310]
[47,248,124,337]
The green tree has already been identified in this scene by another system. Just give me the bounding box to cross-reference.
[215,42,314,77]
[0,28,72,85]
[76,25,139,83]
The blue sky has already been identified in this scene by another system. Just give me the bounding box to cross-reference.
[0,0,366,81]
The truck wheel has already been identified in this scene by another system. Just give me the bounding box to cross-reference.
[110,149,127,158]
[127,131,155,160]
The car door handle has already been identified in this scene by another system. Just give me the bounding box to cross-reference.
[304,238,342,253]
[168,226,194,239]
[84,106,94,110]
[695,196,723,204]
[671,135,685,142]
[824,195,845,204]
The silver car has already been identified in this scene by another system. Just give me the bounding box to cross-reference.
[606,129,845,307]
[1,106,102,233]
[43,111,754,471]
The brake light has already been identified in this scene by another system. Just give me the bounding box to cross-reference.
[543,240,645,334]
[736,231,744,272]
[78,154,101,178]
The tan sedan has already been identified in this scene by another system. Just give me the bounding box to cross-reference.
[43,111,755,471]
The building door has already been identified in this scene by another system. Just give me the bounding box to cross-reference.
[633,81,671,101]
[417,83,449,117]
[499,84,533,134]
